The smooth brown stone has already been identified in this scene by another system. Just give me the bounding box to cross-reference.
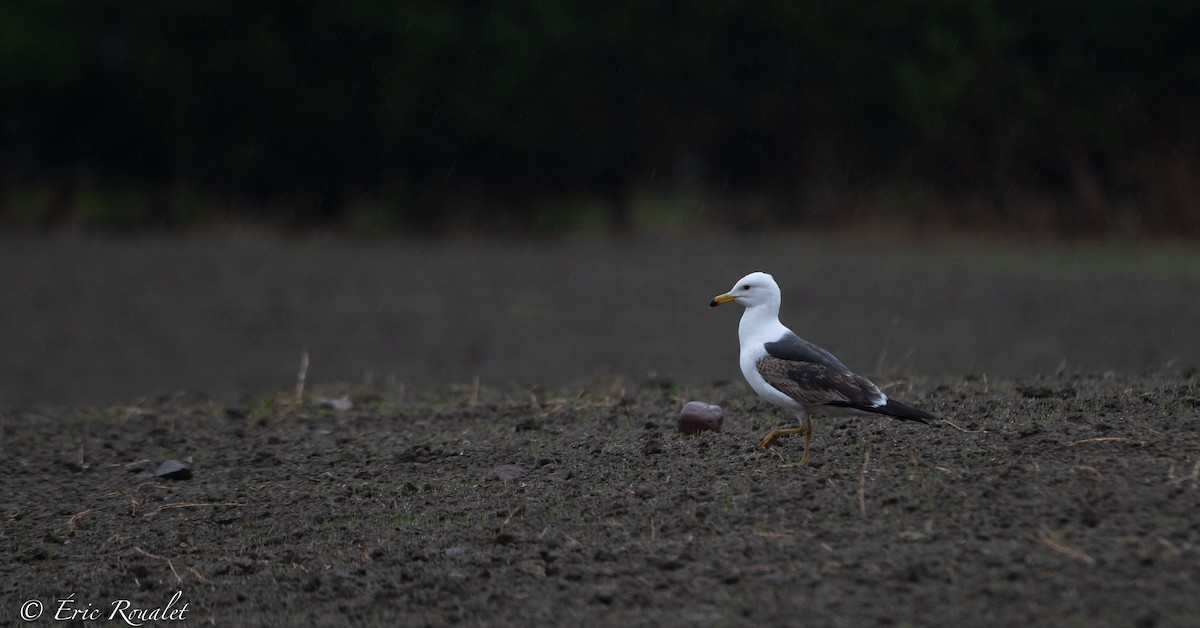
[677,401,723,435]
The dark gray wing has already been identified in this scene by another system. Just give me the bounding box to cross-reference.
[756,356,883,408]
[763,332,850,373]
[755,356,933,423]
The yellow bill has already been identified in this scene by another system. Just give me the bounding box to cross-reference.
[709,292,736,307]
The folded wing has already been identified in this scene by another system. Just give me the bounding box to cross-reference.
[755,356,933,424]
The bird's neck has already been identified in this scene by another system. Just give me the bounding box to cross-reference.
[738,302,784,345]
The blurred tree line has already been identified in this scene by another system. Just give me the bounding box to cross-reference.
[1,0,1197,234]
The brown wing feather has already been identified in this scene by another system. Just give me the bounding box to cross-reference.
[755,356,884,409]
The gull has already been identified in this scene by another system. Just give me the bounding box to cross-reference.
[710,271,934,464]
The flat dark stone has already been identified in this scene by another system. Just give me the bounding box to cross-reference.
[155,459,193,480]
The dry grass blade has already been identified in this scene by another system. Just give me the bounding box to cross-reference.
[133,547,208,583]
[106,490,145,516]
[940,417,986,433]
[858,446,871,518]
[754,529,817,539]
[66,507,95,535]
[1071,465,1105,483]
[1166,460,1200,488]
[1037,526,1096,565]
[1156,536,1182,558]
[108,459,152,469]
[1069,437,1137,447]
[875,316,898,375]
[134,547,184,583]
[295,348,310,402]
[143,501,242,518]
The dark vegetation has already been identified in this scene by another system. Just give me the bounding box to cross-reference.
[2,1,1198,234]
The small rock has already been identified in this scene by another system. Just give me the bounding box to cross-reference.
[591,583,619,605]
[493,531,520,545]
[232,556,257,575]
[315,395,353,412]
[396,444,442,464]
[155,460,193,481]
[486,464,526,482]
[58,459,85,473]
[1018,386,1054,399]
[520,560,547,578]
[650,555,684,571]
[677,401,724,435]
[642,438,664,455]
[1080,506,1100,528]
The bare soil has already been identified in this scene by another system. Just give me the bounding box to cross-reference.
[3,373,1199,627]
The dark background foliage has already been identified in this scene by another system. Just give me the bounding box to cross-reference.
[2,0,1197,233]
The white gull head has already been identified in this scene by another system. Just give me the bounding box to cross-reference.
[710,271,781,312]
[710,271,789,349]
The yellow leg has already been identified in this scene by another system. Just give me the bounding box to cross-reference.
[757,427,806,449]
[758,420,815,464]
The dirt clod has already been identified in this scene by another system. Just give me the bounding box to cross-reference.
[486,464,526,482]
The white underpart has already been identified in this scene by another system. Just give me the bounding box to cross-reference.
[738,310,804,410]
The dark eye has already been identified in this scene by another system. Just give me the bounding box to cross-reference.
[742,284,751,290]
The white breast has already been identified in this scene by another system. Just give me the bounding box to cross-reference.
[738,335,803,410]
